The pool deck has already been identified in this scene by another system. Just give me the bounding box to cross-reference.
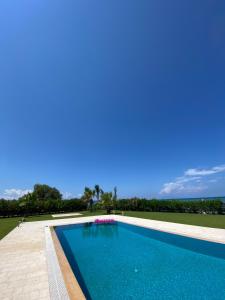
[52,213,83,218]
[1,214,225,300]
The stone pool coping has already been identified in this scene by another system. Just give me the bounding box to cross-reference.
[1,214,225,299]
[49,226,85,300]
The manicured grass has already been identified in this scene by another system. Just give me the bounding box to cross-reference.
[0,217,22,240]
[25,210,106,222]
[124,211,225,229]
[1,210,225,240]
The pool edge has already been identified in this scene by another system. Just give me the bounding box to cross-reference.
[49,226,86,300]
[114,215,225,245]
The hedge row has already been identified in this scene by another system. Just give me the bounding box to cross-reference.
[114,199,224,214]
[0,198,224,217]
[0,199,86,217]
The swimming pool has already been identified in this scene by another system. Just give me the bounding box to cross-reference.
[55,221,225,300]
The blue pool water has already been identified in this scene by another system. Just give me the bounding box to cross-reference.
[55,222,225,300]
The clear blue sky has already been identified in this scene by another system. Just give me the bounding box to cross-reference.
[0,0,225,199]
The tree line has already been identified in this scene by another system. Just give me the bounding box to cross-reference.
[115,198,224,214]
[0,198,86,217]
[0,183,224,217]
[0,184,118,217]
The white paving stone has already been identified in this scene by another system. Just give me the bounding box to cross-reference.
[52,213,82,218]
[0,214,225,299]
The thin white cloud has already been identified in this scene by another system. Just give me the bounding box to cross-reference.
[175,176,201,183]
[62,191,72,199]
[1,188,32,200]
[160,180,206,195]
[62,192,83,199]
[160,177,203,195]
[160,176,200,194]
[185,165,225,176]
[208,179,218,183]
[160,181,184,194]
[160,164,225,195]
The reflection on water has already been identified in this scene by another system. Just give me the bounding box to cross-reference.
[82,222,118,238]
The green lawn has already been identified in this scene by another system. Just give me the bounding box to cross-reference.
[0,217,22,240]
[1,210,225,240]
[124,211,225,229]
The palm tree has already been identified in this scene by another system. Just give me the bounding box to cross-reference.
[94,185,104,202]
[100,192,113,214]
[113,186,117,200]
[113,186,118,211]
[94,185,100,201]
[82,187,94,211]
